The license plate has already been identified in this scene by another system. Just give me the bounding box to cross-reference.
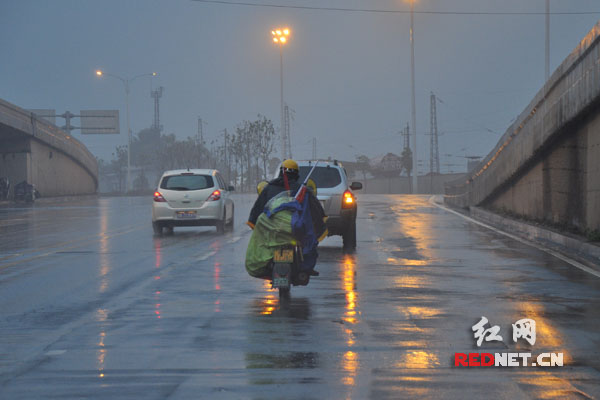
[176,211,197,219]
[274,249,294,262]
[273,277,289,288]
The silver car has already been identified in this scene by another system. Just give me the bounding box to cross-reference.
[152,169,234,235]
[297,160,362,251]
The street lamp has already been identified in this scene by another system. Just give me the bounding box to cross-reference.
[96,69,157,192]
[271,27,291,160]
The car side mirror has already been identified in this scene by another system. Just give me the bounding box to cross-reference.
[228,185,235,192]
[350,182,363,191]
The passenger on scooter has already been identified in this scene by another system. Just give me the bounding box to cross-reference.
[248,159,302,228]
[246,159,327,276]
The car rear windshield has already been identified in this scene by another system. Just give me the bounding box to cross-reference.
[160,174,214,191]
[298,166,342,188]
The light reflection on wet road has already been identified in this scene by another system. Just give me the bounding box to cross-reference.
[0,194,599,399]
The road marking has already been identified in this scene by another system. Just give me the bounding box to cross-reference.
[196,250,217,261]
[0,226,143,270]
[228,236,242,244]
[429,196,600,279]
[45,350,67,356]
[0,253,23,262]
[0,222,141,263]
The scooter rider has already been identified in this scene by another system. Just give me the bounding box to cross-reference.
[247,159,303,229]
[247,159,327,276]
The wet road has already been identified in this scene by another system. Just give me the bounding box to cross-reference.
[0,194,599,399]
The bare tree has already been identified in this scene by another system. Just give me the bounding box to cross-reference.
[254,115,276,180]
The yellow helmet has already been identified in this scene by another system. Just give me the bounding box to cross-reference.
[281,159,299,173]
[257,180,268,195]
[307,178,317,196]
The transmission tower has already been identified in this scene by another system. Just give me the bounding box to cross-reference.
[151,86,164,132]
[197,117,205,146]
[430,92,440,175]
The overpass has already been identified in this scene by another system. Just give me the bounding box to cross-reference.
[0,98,98,198]
[445,21,600,235]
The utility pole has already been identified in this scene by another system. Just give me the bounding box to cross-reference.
[284,104,291,158]
[224,129,231,184]
[60,111,76,134]
[402,123,413,194]
[429,92,440,175]
[545,0,550,81]
[409,0,418,193]
[280,44,285,160]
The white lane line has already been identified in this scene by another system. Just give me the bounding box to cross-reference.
[45,350,67,356]
[429,197,600,279]
[196,250,217,261]
[228,236,242,244]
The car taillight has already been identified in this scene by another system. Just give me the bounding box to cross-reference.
[207,190,221,201]
[342,190,354,208]
[153,191,166,202]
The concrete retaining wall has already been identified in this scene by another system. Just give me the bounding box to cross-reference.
[29,140,97,197]
[0,98,98,197]
[445,21,600,232]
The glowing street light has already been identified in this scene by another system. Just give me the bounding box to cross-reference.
[271,27,291,160]
[95,69,157,192]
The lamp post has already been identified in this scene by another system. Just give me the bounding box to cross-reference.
[271,27,290,160]
[408,0,418,194]
[96,69,156,192]
[545,0,550,81]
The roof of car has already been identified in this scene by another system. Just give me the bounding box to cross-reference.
[161,169,217,176]
[296,160,343,168]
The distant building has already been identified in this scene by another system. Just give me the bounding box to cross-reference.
[370,153,402,177]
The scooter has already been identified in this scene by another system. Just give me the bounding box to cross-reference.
[14,181,37,203]
[271,245,311,297]
[0,177,9,201]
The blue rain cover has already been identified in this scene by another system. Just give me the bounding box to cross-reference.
[265,196,318,270]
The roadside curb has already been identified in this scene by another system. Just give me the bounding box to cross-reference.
[0,194,98,206]
[468,206,600,271]
[36,194,99,204]
[431,196,600,277]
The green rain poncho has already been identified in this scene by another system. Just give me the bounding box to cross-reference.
[245,193,297,278]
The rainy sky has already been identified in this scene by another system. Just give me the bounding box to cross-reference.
[1,0,599,174]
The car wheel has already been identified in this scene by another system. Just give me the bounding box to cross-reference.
[342,219,357,252]
[216,210,226,235]
[152,222,163,236]
[227,205,234,231]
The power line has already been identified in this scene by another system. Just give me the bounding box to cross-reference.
[191,1,600,16]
